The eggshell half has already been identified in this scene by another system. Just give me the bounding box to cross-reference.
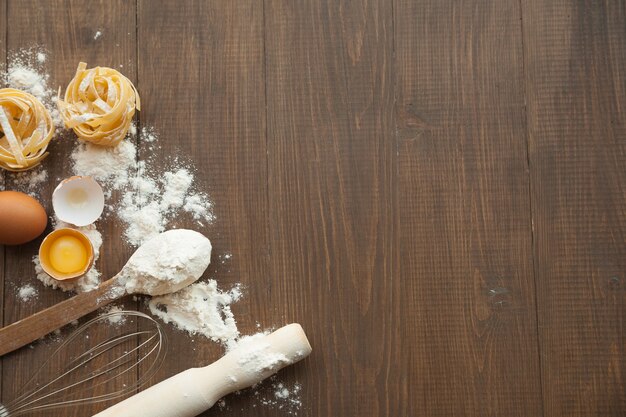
[52,176,105,227]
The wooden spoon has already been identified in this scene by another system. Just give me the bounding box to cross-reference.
[0,229,211,357]
[0,276,125,357]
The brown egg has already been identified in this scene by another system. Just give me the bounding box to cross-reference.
[0,191,48,245]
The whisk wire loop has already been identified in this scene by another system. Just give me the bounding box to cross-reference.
[12,332,159,413]
[3,311,167,416]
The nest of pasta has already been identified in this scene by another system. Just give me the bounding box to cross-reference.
[58,62,140,147]
[0,88,55,172]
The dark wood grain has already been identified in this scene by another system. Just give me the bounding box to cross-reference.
[394,1,543,416]
[265,1,399,415]
[1,1,137,414]
[1,1,625,416]
[137,1,268,416]
[522,1,626,415]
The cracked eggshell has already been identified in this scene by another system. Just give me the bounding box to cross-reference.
[52,176,105,227]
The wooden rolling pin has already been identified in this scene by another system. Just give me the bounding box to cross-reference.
[93,323,312,417]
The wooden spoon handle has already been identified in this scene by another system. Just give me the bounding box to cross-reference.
[0,277,123,357]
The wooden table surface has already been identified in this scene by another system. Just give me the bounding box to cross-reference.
[0,1,624,416]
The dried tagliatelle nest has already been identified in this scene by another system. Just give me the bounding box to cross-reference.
[58,62,140,147]
[0,88,55,172]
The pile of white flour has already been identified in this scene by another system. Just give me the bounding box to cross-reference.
[149,280,242,343]
[118,229,212,296]
[17,284,38,302]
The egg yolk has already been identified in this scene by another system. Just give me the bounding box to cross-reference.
[49,236,88,274]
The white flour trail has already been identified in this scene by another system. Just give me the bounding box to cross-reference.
[71,135,214,246]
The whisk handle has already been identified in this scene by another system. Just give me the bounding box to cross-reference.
[0,277,124,357]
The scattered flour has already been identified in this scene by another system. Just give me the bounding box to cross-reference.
[2,167,48,197]
[275,385,290,399]
[33,218,102,293]
[227,332,290,375]
[18,284,38,302]
[4,48,62,126]
[265,380,303,413]
[222,377,303,415]
[183,193,213,221]
[7,65,47,98]
[71,140,136,190]
[141,126,157,143]
[148,280,241,343]
[161,169,194,211]
[220,253,233,264]
[119,200,164,245]
[100,305,126,325]
[14,168,48,189]
[97,285,126,304]
[70,136,214,246]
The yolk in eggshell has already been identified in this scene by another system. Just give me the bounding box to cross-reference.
[49,235,89,274]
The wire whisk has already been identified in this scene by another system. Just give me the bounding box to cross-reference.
[0,310,167,416]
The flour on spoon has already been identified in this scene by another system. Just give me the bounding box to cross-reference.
[116,229,212,296]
